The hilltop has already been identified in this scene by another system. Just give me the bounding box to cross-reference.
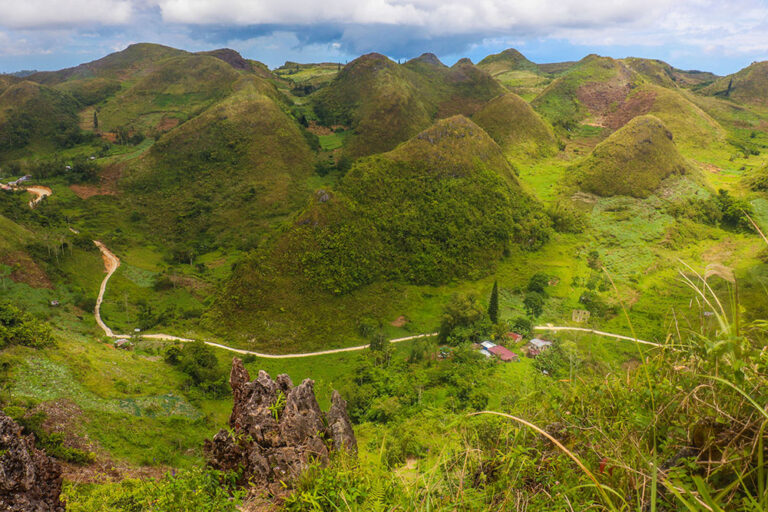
[573,115,690,197]
[472,92,557,159]
[313,52,504,157]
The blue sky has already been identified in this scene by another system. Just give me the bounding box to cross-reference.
[1,0,767,75]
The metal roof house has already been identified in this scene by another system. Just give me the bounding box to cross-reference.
[480,341,496,350]
[488,345,519,362]
[528,338,552,349]
[526,338,553,358]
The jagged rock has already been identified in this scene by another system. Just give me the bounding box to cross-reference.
[204,358,356,485]
[0,411,64,512]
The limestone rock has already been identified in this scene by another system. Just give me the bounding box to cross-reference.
[204,358,356,485]
[0,411,64,512]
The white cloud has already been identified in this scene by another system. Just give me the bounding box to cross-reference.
[0,0,134,29]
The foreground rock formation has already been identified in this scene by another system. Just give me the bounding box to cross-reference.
[0,411,64,512]
[204,358,356,487]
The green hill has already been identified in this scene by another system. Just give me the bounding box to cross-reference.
[94,53,242,134]
[313,53,504,158]
[573,115,689,197]
[530,55,726,151]
[208,115,551,346]
[472,92,557,159]
[622,57,718,88]
[0,81,81,154]
[122,77,315,248]
[476,49,550,100]
[700,61,768,106]
[531,54,640,128]
[313,53,433,158]
[478,48,539,74]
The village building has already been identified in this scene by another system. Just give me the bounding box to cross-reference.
[114,339,132,350]
[480,340,496,350]
[488,345,519,362]
[526,338,553,358]
[505,332,523,343]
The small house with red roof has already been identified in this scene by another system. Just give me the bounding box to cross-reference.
[488,345,519,362]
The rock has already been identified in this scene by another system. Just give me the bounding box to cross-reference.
[204,358,357,486]
[0,411,64,512]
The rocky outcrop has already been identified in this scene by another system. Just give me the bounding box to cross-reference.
[204,358,356,486]
[0,411,64,512]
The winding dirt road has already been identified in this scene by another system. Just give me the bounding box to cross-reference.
[25,185,658,358]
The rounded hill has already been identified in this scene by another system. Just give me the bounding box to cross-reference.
[472,93,557,159]
[573,115,689,198]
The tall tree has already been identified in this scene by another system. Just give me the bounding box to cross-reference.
[488,281,499,324]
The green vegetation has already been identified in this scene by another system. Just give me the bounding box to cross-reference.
[472,92,557,159]
[0,301,54,348]
[2,43,768,512]
[573,115,690,197]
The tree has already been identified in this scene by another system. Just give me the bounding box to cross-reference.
[523,292,545,318]
[511,316,533,338]
[487,281,499,324]
[527,273,549,294]
[438,294,489,345]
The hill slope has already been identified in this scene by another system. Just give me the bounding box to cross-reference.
[208,116,551,347]
[122,77,315,248]
[573,115,689,197]
[472,92,557,159]
[700,61,768,106]
[0,81,81,154]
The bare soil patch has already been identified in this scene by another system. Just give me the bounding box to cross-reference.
[1,251,52,288]
[390,315,408,328]
[69,163,122,199]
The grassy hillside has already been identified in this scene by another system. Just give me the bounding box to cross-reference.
[122,76,315,249]
[0,81,82,156]
[472,92,557,159]
[94,54,242,134]
[208,116,551,348]
[622,57,718,88]
[700,60,768,106]
[573,115,690,197]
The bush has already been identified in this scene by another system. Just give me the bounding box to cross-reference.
[0,302,55,349]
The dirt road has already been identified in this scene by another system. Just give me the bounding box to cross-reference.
[24,186,52,208]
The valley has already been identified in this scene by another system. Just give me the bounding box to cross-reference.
[1,43,767,510]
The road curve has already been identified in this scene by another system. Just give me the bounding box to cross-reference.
[89,238,440,357]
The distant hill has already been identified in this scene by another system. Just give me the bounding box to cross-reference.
[531,54,725,151]
[700,61,768,106]
[208,115,551,347]
[472,92,557,159]
[27,43,270,135]
[573,115,690,198]
[622,57,718,88]
[313,52,504,158]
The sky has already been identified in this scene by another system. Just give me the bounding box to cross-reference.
[1,0,767,75]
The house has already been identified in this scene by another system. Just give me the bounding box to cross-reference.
[505,332,523,343]
[488,345,519,362]
[526,338,552,358]
[114,339,132,350]
[479,349,493,358]
[480,340,496,350]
